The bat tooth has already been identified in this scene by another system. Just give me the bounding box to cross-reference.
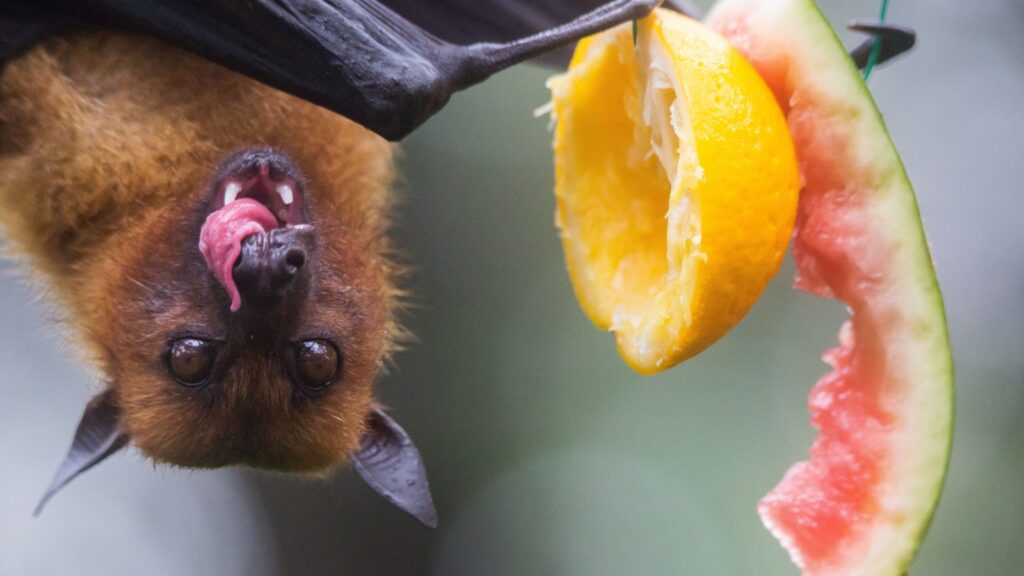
[276,184,294,205]
[224,182,242,205]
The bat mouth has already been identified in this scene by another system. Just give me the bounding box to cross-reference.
[211,150,308,227]
[199,149,313,311]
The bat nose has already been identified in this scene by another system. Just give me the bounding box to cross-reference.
[233,225,315,306]
[281,247,306,278]
[270,241,308,288]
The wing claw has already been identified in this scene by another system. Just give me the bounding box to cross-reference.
[848,21,917,70]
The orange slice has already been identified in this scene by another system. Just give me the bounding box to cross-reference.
[550,9,800,373]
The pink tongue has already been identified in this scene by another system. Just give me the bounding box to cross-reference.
[199,199,279,311]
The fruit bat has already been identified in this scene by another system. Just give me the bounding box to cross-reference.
[0,0,682,528]
[0,0,913,527]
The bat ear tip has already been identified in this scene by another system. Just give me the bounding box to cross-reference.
[409,491,439,529]
[32,498,48,518]
[32,488,59,517]
[422,511,439,530]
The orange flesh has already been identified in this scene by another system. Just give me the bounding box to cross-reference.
[552,14,799,373]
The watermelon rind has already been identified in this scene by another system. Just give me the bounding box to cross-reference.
[705,1,955,575]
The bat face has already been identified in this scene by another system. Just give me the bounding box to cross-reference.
[105,149,391,472]
[1,33,402,473]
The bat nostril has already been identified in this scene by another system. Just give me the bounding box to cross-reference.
[285,248,306,272]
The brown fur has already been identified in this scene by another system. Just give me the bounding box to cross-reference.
[0,32,404,472]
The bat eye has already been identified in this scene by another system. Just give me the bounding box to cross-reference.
[167,338,216,386]
[294,340,340,392]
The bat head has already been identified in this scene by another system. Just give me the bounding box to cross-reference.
[109,147,390,472]
[4,34,433,524]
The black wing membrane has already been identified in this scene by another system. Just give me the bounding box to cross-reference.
[379,0,701,65]
[0,4,81,65]
[0,0,664,140]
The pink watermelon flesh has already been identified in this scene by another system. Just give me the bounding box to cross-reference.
[706,1,954,575]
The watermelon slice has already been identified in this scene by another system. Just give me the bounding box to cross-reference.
[704,1,954,575]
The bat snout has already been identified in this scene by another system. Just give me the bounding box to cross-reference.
[233,225,316,307]
[199,147,320,312]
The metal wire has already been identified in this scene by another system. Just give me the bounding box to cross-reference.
[862,0,891,81]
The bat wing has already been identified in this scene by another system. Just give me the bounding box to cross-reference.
[0,4,80,65]
[0,2,910,140]
[0,0,665,140]
[378,0,701,65]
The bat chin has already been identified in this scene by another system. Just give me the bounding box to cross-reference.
[240,449,347,476]
[198,148,315,312]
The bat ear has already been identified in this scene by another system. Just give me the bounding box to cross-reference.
[34,390,129,516]
[352,408,437,528]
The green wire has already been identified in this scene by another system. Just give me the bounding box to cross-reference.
[862,0,891,81]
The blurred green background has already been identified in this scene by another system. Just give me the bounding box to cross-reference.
[2,0,1022,575]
